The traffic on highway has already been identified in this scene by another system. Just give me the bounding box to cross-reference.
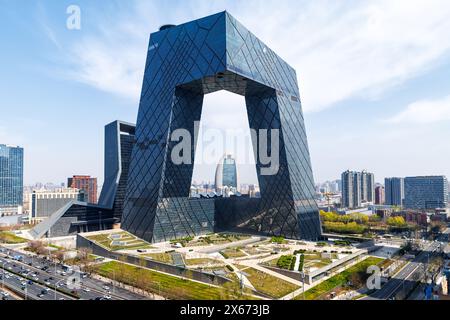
[0,246,147,300]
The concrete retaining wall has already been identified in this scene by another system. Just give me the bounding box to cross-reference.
[76,235,231,286]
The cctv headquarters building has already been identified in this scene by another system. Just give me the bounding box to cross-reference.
[33,12,322,243]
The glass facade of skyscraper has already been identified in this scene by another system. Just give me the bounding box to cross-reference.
[404,176,448,210]
[222,156,237,188]
[385,177,404,206]
[122,11,322,242]
[0,144,24,211]
[215,154,238,192]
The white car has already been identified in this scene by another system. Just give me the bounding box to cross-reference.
[83,288,91,292]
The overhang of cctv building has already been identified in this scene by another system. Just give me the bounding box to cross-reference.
[122,11,322,242]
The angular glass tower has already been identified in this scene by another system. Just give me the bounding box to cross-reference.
[98,121,136,221]
[122,11,322,242]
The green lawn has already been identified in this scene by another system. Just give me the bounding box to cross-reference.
[220,248,247,259]
[266,251,336,270]
[85,232,153,251]
[185,234,251,247]
[185,258,222,266]
[0,231,28,244]
[295,257,384,300]
[95,261,252,300]
[243,267,299,298]
[144,253,173,264]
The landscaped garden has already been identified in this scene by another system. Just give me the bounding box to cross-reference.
[143,252,174,264]
[295,256,384,300]
[220,247,247,259]
[182,233,251,247]
[85,231,154,251]
[184,258,223,266]
[266,250,339,272]
[240,266,299,299]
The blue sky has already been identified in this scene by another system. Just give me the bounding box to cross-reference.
[1,0,450,187]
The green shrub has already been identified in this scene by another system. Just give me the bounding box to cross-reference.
[298,254,305,272]
[289,256,296,271]
[277,255,294,269]
[316,242,327,247]
[271,236,286,244]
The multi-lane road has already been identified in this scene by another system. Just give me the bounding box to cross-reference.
[0,246,148,300]
[363,229,448,300]
[1,267,72,300]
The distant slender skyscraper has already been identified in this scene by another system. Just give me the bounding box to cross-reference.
[0,144,24,215]
[404,176,448,210]
[215,155,238,193]
[385,177,404,206]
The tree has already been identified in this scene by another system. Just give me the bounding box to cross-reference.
[348,272,365,289]
[221,278,244,300]
[387,216,406,227]
[53,250,66,264]
[28,240,44,253]
[430,221,446,234]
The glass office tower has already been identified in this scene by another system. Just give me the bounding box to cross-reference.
[385,177,404,207]
[0,144,24,214]
[404,176,448,210]
[215,154,238,192]
[98,121,136,221]
[122,11,322,242]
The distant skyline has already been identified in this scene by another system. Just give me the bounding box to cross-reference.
[1,1,450,186]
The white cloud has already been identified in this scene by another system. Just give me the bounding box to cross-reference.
[54,0,450,114]
[385,95,450,124]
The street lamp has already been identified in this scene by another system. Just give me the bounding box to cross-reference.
[54,279,65,300]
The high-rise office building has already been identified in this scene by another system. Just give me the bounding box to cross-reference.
[98,121,135,221]
[361,170,375,203]
[215,154,238,193]
[67,175,98,204]
[375,186,385,205]
[404,176,448,210]
[341,170,375,209]
[341,171,361,209]
[0,144,24,215]
[385,177,404,206]
[121,12,322,242]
